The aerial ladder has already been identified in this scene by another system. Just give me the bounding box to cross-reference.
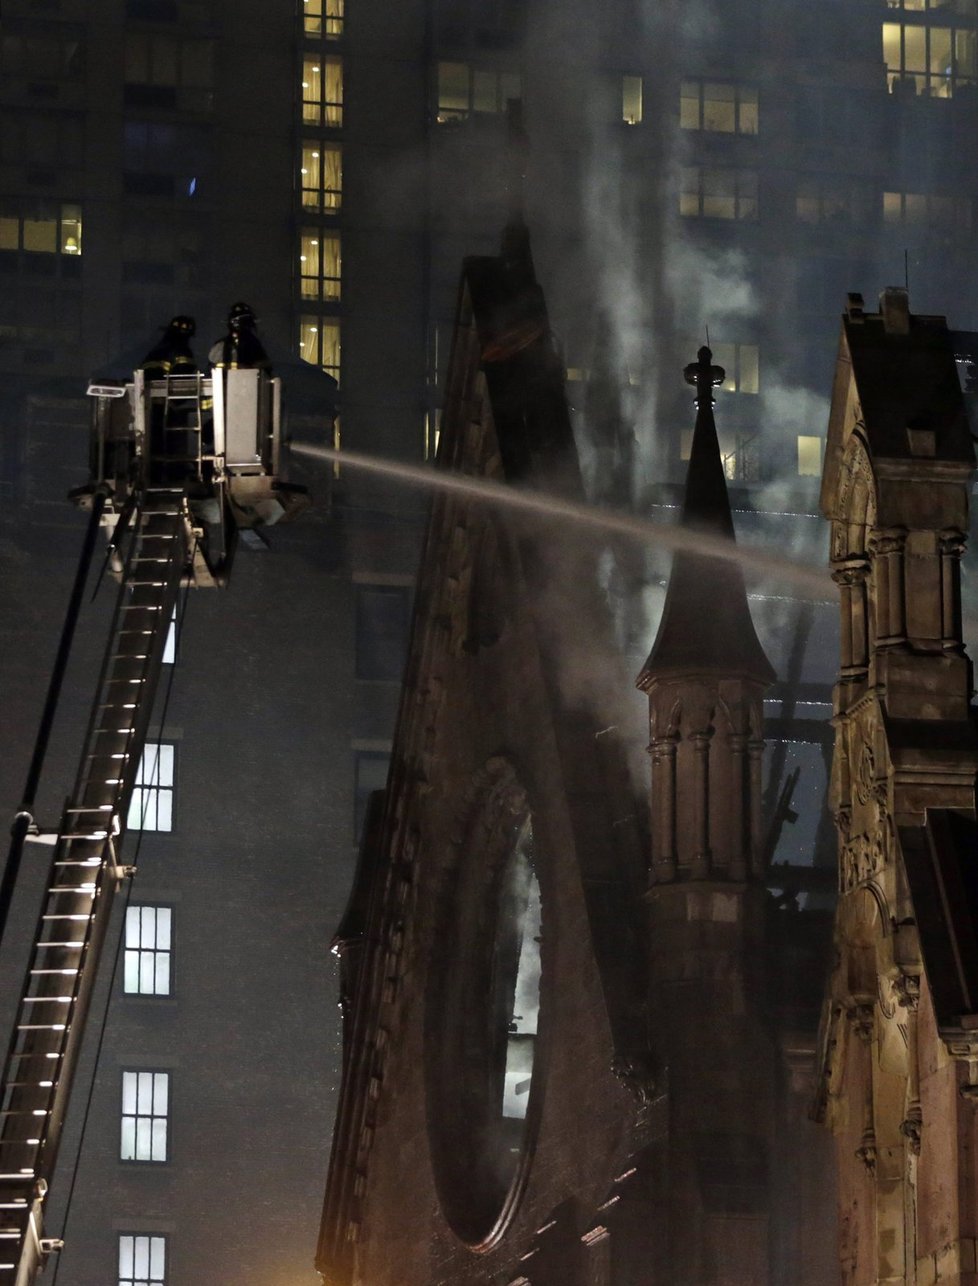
[0,363,307,1285]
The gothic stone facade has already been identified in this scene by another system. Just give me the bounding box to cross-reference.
[317,228,836,1286]
[814,289,978,1286]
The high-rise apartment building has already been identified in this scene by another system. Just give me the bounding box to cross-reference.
[1,0,977,1283]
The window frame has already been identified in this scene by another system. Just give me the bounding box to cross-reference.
[118,1233,167,1286]
[120,1070,170,1164]
[302,54,343,127]
[302,0,344,38]
[127,742,176,834]
[0,201,82,256]
[883,17,977,97]
[679,166,758,221]
[680,78,758,134]
[298,315,340,378]
[123,905,174,998]
[355,583,412,682]
[435,61,522,123]
[298,228,341,303]
[300,141,342,213]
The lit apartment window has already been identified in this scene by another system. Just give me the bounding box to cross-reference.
[710,342,759,394]
[302,55,343,126]
[797,436,824,477]
[299,230,341,301]
[883,190,973,229]
[162,610,177,664]
[0,202,82,254]
[680,167,758,220]
[120,1071,169,1162]
[300,142,342,212]
[883,19,977,96]
[127,743,175,833]
[298,316,340,378]
[119,1235,166,1286]
[680,80,758,134]
[622,74,643,123]
[303,0,343,37]
[796,178,874,226]
[436,62,522,122]
[124,907,173,996]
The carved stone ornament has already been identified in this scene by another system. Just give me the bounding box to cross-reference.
[893,973,921,1012]
[900,1106,923,1156]
[611,1052,658,1108]
[855,742,875,805]
[833,436,876,561]
[849,1002,875,1043]
[855,1129,877,1174]
[841,834,887,892]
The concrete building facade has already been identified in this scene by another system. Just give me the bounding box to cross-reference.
[2,0,978,1283]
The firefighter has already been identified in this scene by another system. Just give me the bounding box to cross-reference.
[141,315,199,377]
[208,301,271,371]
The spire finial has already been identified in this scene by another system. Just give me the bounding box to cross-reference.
[683,345,726,409]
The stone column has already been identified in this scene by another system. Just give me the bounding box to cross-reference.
[729,731,748,881]
[690,729,713,879]
[650,734,677,884]
[939,530,966,651]
[748,734,765,878]
[833,562,870,679]
[869,528,906,645]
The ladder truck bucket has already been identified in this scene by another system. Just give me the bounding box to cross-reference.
[78,368,308,587]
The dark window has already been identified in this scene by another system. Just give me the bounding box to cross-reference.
[354,751,389,843]
[355,585,410,680]
[123,172,176,197]
[126,0,178,18]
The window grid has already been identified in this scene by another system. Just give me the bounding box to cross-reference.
[710,342,760,395]
[883,19,977,97]
[796,178,875,226]
[120,1071,169,1163]
[0,202,82,255]
[303,0,344,38]
[680,167,758,220]
[127,743,175,833]
[300,142,342,212]
[298,316,340,377]
[299,229,341,301]
[680,80,758,134]
[124,907,173,996]
[436,62,522,122]
[119,1234,166,1286]
[302,55,343,126]
[883,190,973,230]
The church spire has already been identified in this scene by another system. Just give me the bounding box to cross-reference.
[637,346,774,687]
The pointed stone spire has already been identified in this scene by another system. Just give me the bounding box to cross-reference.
[637,346,774,687]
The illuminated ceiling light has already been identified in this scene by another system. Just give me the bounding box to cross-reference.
[299,255,307,262]
[313,65,320,72]
[311,151,319,158]
[300,168,309,175]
